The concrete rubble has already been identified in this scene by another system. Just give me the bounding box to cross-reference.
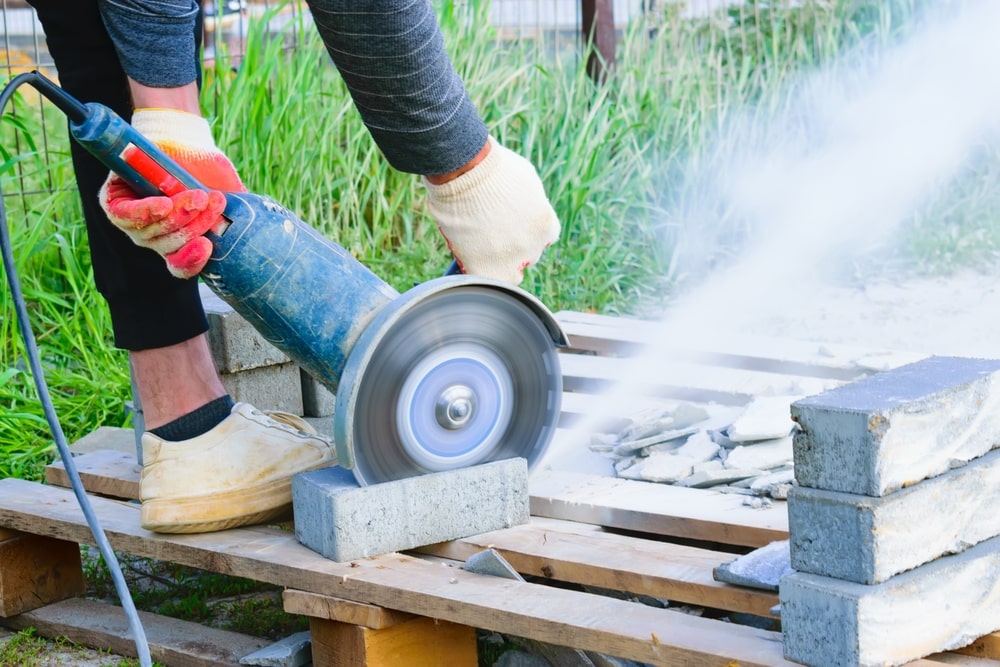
[590,394,804,501]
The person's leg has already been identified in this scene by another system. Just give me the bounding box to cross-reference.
[29,1,336,534]
[30,0,225,427]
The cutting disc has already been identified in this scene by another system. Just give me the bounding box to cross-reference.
[334,280,563,486]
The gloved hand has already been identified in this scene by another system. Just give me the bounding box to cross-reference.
[424,137,561,285]
[99,109,246,279]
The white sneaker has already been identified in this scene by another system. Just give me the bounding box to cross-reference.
[139,402,336,533]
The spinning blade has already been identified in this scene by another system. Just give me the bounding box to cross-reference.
[334,283,562,486]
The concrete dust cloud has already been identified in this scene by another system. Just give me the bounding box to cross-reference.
[549,0,1000,467]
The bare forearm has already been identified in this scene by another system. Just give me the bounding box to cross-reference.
[128,80,201,114]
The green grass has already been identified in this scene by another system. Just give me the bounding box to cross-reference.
[2,0,997,478]
[0,626,162,666]
[81,546,309,641]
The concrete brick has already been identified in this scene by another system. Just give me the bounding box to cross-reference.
[292,459,530,562]
[780,533,1000,667]
[789,446,1000,584]
[790,356,1000,496]
[239,631,311,666]
[220,362,303,415]
[200,284,289,373]
[300,370,336,417]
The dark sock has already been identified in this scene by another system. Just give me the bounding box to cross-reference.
[149,395,235,441]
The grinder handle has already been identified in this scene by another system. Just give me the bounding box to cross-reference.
[26,72,204,198]
[67,101,205,198]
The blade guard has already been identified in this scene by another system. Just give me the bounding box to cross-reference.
[333,275,568,477]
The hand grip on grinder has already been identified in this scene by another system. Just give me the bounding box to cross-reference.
[29,72,206,199]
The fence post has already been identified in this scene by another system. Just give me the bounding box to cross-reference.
[581,0,615,82]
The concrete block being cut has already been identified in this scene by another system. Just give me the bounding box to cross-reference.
[789,446,1000,584]
[293,458,529,562]
[791,356,1000,496]
[780,532,1000,667]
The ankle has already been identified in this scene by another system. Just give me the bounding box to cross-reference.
[149,395,235,442]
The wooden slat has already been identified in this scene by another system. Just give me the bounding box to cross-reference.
[415,517,779,618]
[956,633,1000,660]
[925,655,1000,665]
[529,470,788,548]
[45,449,140,500]
[46,449,789,549]
[557,352,839,406]
[555,310,926,377]
[282,590,416,629]
[0,478,797,666]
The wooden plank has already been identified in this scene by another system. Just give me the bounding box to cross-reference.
[1,597,268,666]
[554,310,925,377]
[529,470,789,548]
[956,633,1000,659]
[557,352,838,406]
[0,529,84,617]
[308,616,477,667]
[925,655,1000,665]
[46,449,789,549]
[415,517,779,618]
[45,448,140,500]
[0,478,797,666]
[282,589,415,629]
[44,449,788,550]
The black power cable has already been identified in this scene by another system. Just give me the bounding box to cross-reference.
[0,71,152,667]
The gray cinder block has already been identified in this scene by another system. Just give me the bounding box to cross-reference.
[293,459,530,562]
[789,446,1000,584]
[200,284,290,373]
[780,533,1000,667]
[300,370,336,418]
[239,631,311,666]
[791,356,1000,496]
[220,362,303,415]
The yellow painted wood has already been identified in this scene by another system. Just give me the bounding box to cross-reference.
[309,616,477,667]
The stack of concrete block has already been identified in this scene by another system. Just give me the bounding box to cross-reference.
[780,356,1000,667]
[199,284,336,417]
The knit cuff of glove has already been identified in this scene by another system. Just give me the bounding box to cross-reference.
[423,137,560,284]
[131,109,219,153]
[424,137,517,210]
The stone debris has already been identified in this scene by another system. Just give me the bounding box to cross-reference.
[713,540,793,592]
[590,398,801,498]
[728,395,801,442]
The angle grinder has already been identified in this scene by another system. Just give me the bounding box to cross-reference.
[27,71,566,486]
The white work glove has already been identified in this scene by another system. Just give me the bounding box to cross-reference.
[424,137,561,285]
[99,109,246,279]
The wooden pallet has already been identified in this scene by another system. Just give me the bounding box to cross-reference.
[0,310,995,666]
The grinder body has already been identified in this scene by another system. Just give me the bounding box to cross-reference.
[57,86,565,486]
